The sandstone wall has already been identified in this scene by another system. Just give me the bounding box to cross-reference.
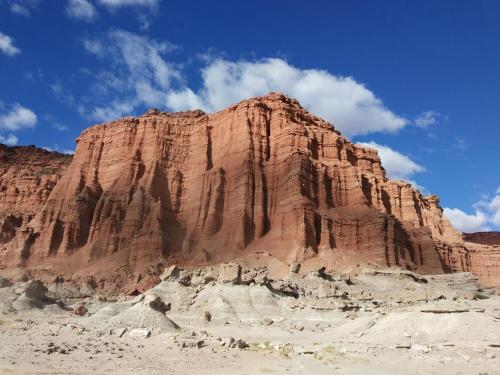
[0,93,493,287]
[0,145,71,246]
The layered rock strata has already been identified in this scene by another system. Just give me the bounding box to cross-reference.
[0,145,71,246]
[463,232,500,286]
[0,94,494,287]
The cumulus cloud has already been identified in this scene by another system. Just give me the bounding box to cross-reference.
[443,208,489,233]
[490,195,500,226]
[414,110,441,128]
[0,104,37,131]
[81,31,446,139]
[82,34,409,136]
[65,0,97,22]
[0,103,36,145]
[444,188,500,232]
[0,134,18,146]
[168,58,408,137]
[0,32,21,56]
[357,141,425,181]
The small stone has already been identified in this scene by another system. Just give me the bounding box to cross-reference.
[73,305,88,316]
[295,324,305,332]
[290,263,301,273]
[395,343,411,349]
[233,339,248,349]
[202,311,211,323]
[411,344,430,353]
[460,354,471,362]
[116,328,127,338]
[128,328,151,338]
[261,318,273,326]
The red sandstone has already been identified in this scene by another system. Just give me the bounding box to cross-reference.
[0,94,497,288]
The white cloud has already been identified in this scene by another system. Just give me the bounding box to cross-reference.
[0,32,21,56]
[138,13,152,31]
[52,123,69,131]
[357,141,424,181]
[414,110,441,128]
[0,104,37,131]
[82,38,103,55]
[443,208,489,233]
[80,32,434,139]
[168,58,408,137]
[10,3,30,16]
[8,0,40,17]
[474,190,500,227]
[84,30,180,121]
[0,134,18,146]
[65,0,97,22]
[50,82,75,105]
[490,195,500,226]
[445,187,500,232]
[97,0,158,8]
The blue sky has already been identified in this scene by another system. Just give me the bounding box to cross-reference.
[0,0,498,232]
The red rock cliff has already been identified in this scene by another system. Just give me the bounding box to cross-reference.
[0,145,71,246]
[0,94,491,287]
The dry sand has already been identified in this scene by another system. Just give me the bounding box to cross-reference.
[1,267,499,374]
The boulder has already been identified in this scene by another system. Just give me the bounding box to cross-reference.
[143,295,170,313]
[24,280,48,301]
[218,263,241,284]
[160,265,181,281]
[0,277,12,288]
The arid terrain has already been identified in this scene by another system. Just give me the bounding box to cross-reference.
[0,94,499,374]
[1,264,500,374]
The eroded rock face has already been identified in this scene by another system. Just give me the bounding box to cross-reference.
[463,232,500,286]
[0,93,493,287]
[0,145,71,245]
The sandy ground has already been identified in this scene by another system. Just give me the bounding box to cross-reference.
[1,267,499,374]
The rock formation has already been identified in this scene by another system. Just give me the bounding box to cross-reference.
[0,145,71,246]
[0,93,497,288]
[462,232,500,286]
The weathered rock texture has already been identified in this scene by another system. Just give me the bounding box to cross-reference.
[0,94,496,287]
[0,145,71,246]
[463,232,500,286]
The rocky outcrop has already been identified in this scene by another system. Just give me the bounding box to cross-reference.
[462,232,500,287]
[0,93,493,288]
[0,145,71,246]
